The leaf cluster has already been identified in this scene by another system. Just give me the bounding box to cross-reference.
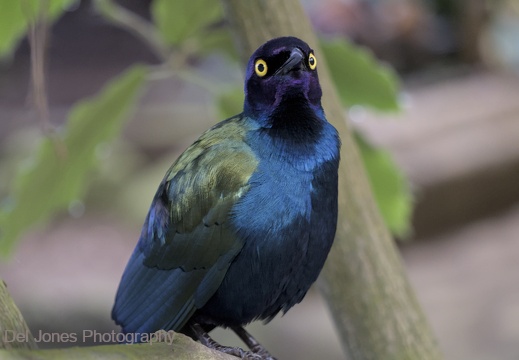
[0,0,412,257]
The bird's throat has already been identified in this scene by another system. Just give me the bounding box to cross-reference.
[266,96,324,146]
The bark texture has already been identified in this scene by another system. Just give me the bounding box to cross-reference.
[0,280,37,350]
[221,1,443,359]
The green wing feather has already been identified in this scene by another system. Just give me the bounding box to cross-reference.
[143,116,259,268]
[113,116,259,333]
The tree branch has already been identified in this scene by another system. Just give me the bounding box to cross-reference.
[221,1,443,359]
[0,339,235,360]
[94,0,170,62]
[0,278,233,359]
[0,280,36,349]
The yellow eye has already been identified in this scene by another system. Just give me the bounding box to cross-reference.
[308,52,317,70]
[254,59,268,77]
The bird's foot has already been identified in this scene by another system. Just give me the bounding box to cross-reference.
[193,336,263,359]
[241,350,273,360]
[231,326,277,360]
[189,323,276,359]
[206,343,276,360]
[242,349,277,360]
[208,343,255,359]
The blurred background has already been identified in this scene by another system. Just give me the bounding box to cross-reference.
[0,0,518,359]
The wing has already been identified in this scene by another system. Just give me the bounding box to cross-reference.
[112,117,259,336]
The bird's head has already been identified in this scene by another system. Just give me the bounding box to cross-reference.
[243,37,322,119]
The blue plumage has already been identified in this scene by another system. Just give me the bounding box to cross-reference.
[112,37,340,358]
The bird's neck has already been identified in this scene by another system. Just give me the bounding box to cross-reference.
[244,95,338,171]
[263,95,325,146]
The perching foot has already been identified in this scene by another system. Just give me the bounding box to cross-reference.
[190,323,276,360]
[231,326,277,360]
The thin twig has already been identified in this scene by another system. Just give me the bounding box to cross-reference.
[24,0,68,159]
[175,69,223,94]
[94,0,227,94]
[25,0,52,134]
[94,0,170,62]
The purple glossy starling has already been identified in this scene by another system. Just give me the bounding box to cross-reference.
[112,36,340,360]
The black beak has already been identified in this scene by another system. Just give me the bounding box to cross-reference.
[275,48,305,75]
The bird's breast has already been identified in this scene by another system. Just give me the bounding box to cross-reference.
[201,153,337,325]
[230,162,313,236]
[230,120,339,239]
[194,117,339,325]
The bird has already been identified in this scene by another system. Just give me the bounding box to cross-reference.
[112,36,340,360]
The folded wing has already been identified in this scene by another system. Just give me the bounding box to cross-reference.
[112,118,259,335]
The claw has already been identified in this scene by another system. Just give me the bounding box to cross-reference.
[231,326,277,360]
[189,322,277,360]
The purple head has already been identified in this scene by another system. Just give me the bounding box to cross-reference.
[243,37,322,119]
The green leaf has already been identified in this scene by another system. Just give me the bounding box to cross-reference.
[151,0,222,46]
[320,39,400,112]
[0,65,147,257]
[0,0,75,58]
[355,132,413,237]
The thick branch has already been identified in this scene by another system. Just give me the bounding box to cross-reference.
[0,338,235,360]
[0,280,36,349]
[221,1,442,359]
[0,278,233,359]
